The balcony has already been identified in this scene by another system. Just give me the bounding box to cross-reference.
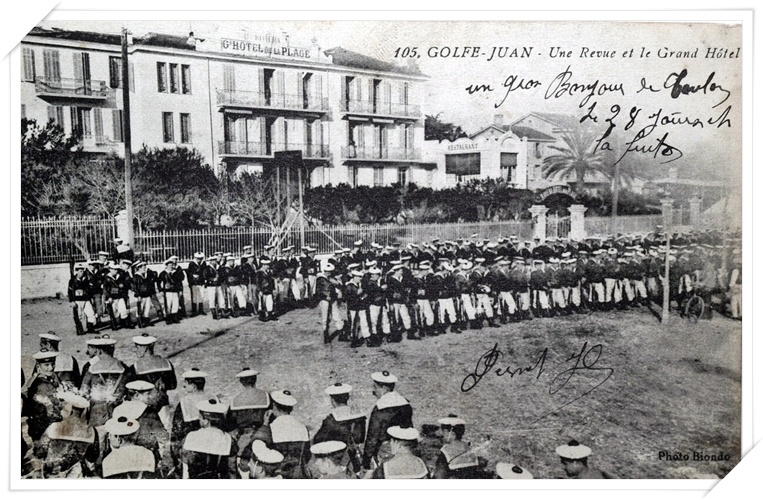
[288,143,330,159]
[35,77,112,100]
[81,134,122,153]
[340,99,421,120]
[219,141,329,160]
[219,141,270,157]
[341,146,421,161]
[217,89,329,115]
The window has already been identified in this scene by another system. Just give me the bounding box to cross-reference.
[500,153,517,182]
[350,166,358,188]
[397,167,408,186]
[374,167,384,187]
[157,62,167,92]
[80,108,92,137]
[162,112,174,143]
[109,57,121,88]
[22,47,35,82]
[181,64,191,94]
[445,153,481,176]
[534,142,542,158]
[223,64,236,92]
[47,106,64,128]
[112,109,124,142]
[42,49,60,82]
[93,108,104,141]
[180,113,192,143]
[169,63,179,93]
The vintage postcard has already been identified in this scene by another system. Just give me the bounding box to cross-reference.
[14,11,750,490]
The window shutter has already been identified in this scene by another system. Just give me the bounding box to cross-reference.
[259,117,267,151]
[129,62,135,92]
[94,108,103,139]
[112,109,123,142]
[22,48,35,82]
[384,82,392,113]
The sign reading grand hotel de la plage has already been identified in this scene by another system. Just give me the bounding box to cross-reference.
[220,32,314,60]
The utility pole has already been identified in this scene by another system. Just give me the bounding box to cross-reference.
[121,28,134,247]
[661,198,673,324]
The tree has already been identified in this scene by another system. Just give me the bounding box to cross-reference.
[21,118,83,217]
[228,172,279,230]
[542,124,610,194]
[130,146,220,231]
[425,113,468,142]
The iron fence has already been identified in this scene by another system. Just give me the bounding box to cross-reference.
[134,220,535,263]
[21,216,118,266]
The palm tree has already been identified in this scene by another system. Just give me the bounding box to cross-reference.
[542,125,610,194]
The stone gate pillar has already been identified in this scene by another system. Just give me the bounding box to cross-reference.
[569,204,587,241]
[529,204,549,243]
[115,209,129,242]
[688,196,701,227]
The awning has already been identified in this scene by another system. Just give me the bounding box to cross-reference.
[500,152,517,168]
[445,153,481,175]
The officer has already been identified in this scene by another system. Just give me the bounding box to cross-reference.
[102,262,134,330]
[344,269,371,347]
[366,267,390,345]
[223,253,244,317]
[228,367,271,473]
[129,333,177,427]
[370,426,428,479]
[495,462,534,479]
[78,335,128,428]
[131,261,155,328]
[68,262,97,335]
[93,251,111,325]
[431,415,480,479]
[530,259,550,317]
[158,258,182,324]
[101,416,156,479]
[170,368,218,470]
[35,392,98,478]
[169,255,187,318]
[363,371,413,469]
[310,441,354,479]
[386,265,416,341]
[312,383,366,474]
[316,261,345,344]
[182,399,237,479]
[555,439,612,479]
[187,252,207,316]
[456,260,477,329]
[37,332,81,390]
[235,254,254,316]
[255,257,277,321]
[203,255,225,319]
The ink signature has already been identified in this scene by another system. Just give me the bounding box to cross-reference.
[461,341,614,423]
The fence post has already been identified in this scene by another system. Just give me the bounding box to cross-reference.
[529,205,549,243]
[688,196,701,227]
[569,204,587,241]
[115,210,129,243]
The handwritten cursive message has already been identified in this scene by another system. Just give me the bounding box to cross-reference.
[463,63,734,168]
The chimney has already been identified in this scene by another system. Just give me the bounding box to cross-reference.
[494,114,504,127]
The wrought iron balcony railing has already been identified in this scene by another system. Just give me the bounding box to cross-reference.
[217,89,329,112]
[35,77,111,98]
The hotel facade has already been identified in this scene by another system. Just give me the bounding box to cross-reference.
[20,27,432,189]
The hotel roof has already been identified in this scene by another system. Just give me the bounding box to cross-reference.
[26,27,425,77]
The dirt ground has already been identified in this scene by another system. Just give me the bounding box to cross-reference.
[19,297,742,479]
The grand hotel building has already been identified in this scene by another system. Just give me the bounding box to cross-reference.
[20,26,433,189]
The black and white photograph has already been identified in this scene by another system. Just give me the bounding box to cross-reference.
[13,11,751,488]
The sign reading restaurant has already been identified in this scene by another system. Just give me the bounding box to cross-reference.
[221,37,313,59]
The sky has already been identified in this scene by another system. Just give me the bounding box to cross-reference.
[36,19,743,185]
